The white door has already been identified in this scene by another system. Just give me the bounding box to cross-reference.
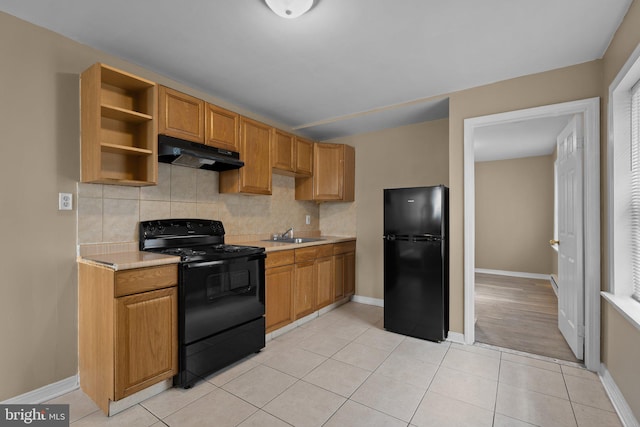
[556,115,584,360]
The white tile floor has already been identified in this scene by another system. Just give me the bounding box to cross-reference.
[48,302,623,426]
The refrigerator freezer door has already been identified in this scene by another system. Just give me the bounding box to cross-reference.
[384,186,444,237]
[383,238,446,341]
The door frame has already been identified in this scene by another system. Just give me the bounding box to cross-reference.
[463,97,600,371]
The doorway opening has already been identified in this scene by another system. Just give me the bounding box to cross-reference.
[463,98,601,371]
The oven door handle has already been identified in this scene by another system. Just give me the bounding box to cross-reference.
[183,260,226,269]
[182,253,265,269]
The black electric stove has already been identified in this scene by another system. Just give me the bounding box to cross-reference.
[139,219,266,388]
[139,219,264,261]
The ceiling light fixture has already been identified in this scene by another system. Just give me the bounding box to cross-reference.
[265,0,314,19]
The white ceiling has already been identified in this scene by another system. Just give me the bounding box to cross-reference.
[474,115,573,162]
[0,0,632,140]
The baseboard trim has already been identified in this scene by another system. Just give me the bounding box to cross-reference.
[600,364,640,427]
[351,295,384,307]
[475,268,551,281]
[550,274,559,296]
[446,331,465,344]
[1,375,79,404]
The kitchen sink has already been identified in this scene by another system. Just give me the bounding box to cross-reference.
[262,237,326,244]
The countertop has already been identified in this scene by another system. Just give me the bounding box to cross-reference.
[240,235,356,252]
[78,236,356,270]
[78,251,180,271]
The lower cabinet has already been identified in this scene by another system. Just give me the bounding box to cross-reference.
[344,251,356,296]
[79,262,178,415]
[265,240,356,333]
[334,241,356,300]
[114,287,177,400]
[265,250,295,332]
[294,260,316,319]
[315,246,335,310]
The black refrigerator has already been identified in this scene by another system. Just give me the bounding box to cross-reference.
[383,185,449,342]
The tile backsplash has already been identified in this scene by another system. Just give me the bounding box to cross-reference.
[77,163,321,244]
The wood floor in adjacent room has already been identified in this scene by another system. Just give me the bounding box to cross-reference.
[475,272,581,363]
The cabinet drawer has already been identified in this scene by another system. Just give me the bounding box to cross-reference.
[266,250,295,269]
[295,246,317,262]
[316,244,334,258]
[334,240,356,255]
[115,264,178,297]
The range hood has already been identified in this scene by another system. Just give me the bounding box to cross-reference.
[158,134,244,171]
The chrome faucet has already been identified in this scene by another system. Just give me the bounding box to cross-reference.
[280,227,294,239]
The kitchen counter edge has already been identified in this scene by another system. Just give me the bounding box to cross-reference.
[78,252,181,271]
[247,236,356,253]
[77,236,356,270]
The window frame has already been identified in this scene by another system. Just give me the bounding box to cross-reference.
[604,41,640,330]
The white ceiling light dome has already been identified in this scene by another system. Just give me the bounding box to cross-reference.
[265,0,314,19]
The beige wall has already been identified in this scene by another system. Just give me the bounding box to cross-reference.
[475,155,554,274]
[602,303,640,416]
[6,0,640,417]
[0,12,86,401]
[601,0,640,421]
[0,11,316,401]
[328,119,449,300]
[447,61,603,333]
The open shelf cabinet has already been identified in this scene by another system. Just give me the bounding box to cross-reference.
[81,63,158,186]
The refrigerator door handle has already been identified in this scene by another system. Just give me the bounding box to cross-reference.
[392,234,411,241]
[386,234,411,241]
[413,234,443,242]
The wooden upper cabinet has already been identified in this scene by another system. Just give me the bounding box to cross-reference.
[205,103,239,152]
[295,143,355,202]
[295,137,314,176]
[158,86,205,143]
[80,63,157,186]
[219,117,272,195]
[272,129,296,174]
[272,133,314,177]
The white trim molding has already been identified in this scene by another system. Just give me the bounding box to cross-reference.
[446,331,465,344]
[1,375,79,404]
[464,97,601,371]
[475,268,550,281]
[351,295,384,307]
[600,364,640,427]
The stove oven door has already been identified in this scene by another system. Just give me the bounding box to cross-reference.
[181,253,265,344]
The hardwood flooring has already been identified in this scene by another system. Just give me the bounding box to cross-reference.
[474,272,581,363]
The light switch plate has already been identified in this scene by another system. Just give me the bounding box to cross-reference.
[305,214,311,225]
[59,193,73,210]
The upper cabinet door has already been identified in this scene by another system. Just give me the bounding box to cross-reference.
[294,143,354,202]
[272,129,296,173]
[205,103,239,152]
[240,117,272,194]
[219,116,272,195]
[314,143,345,200]
[158,86,205,143]
[295,137,314,176]
[316,143,355,201]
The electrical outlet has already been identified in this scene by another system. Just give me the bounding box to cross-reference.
[59,193,73,211]
[305,214,311,225]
